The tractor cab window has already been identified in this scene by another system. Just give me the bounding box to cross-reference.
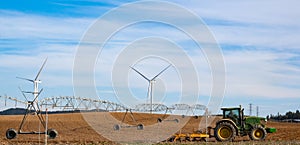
[224,109,240,124]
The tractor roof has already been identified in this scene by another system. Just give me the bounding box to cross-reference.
[221,107,241,110]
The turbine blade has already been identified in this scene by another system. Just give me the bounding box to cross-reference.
[35,58,48,81]
[16,77,34,82]
[18,86,28,102]
[22,91,33,94]
[130,66,150,81]
[151,64,172,80]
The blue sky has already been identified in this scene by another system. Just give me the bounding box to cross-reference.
[0,0,300,117]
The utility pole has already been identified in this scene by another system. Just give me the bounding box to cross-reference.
[256,106,259,117]
[249,103,252,116]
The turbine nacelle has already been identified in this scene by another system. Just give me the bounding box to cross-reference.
[16,77,42,84]
[150,80,156,83]
[35,80,42,84]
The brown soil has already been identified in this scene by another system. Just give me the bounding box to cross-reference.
[0,112,299,144]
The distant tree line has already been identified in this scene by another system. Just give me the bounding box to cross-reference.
[267,110,300,120]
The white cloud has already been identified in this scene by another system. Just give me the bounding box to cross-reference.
[224,50,300,98]
[179,0,300,26]
[171,0,300,52]
[210,24,300,50]
[0,10,92,40]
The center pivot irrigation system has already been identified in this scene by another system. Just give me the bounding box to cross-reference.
[6,58,58,140]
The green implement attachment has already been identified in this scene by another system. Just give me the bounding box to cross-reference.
[266,127,277,133]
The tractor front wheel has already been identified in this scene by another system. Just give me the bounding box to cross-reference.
[214,122,236,142]
[249,126,267,141]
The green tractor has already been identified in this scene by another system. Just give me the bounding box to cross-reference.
[214,105,276,142]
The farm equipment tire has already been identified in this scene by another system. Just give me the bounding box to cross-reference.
[214,122,236,142]
[114,124,121,130]
[157,118,162,123]
[137,124,144,130]
[47,129,58,139]
[249,126,267,141]
[6,128,17,139]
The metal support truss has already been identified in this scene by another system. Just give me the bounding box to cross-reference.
[171,103,206,116]
[134,103,172,112]
[2,95,206,116]
[40,96,126,111]
[0,95,27,108]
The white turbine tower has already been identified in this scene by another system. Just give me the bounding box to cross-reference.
[131,64,172,113]
[17,58,47,112]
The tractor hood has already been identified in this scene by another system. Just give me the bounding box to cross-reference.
[245,116,267,126]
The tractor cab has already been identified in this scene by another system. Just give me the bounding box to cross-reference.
[221,106,244,126]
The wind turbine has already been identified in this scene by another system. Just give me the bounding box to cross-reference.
[16,58,47,112]
[131,64,172,113]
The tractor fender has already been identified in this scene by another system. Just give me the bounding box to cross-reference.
[215,119,239,135]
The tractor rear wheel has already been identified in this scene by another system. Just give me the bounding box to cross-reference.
[249,126,267,141]
[214,122,236,142]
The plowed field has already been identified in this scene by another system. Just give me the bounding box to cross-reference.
[0,112,299,144]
